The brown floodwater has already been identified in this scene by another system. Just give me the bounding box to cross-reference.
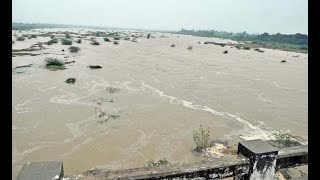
[12,29,307,179]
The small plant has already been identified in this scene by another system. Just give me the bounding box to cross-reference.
[47,38,59,45]
[88,65,102,69]
[61,39,72,45]
[193,125,210,152]
[272,132,302,147]
[113,41,119,45]
[124,37,130,40]
[28,34,37,39]
[103,37,110,42]
[243,46,250,50]
[76,39,82,44]
[50,35,55,39]
[254,48,264,53]
[45,57,65,66]
[91,40,100,45]
[187,46,193,50]
[16,37,25,41]
[65,78,76,84]
[113,37,120,40]
[106,86,120,93]
[145,158,170,167]
[69,46,80,53]
[170,44,175,47]
[65,34,71,38]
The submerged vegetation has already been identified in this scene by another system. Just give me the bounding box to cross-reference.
[47,38,59,45]
[145,158,170,167]
[69,46,80,53]
[193,125,211,152]
[61,38,72,45]
[65,78,76,84]
[271,132,302,148]
[44,57,65,69]
[16,36,25,41]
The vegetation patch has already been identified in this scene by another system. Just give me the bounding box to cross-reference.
[47,38,59,45]
[113,41,119,45]
[65,34,71,38]
[65,78,76,84]
[29,34,37,39]
[254,48,264,53]
[76,39,82,44]
[113,37,121,40]
[61,38,72,45]
[103,37,110,42]
[145,158,170,167]
[193,125,210,152]
[204,42,226,47]
[243,46,251,50]
[16,37,25,41]
[45,57,65,69]
[88,65,102,69]
[106,86,120,93]
[91,40,100,45]
[271,132,302,148]
[69,46,80,53]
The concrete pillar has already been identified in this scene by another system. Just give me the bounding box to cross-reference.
[16,161,64,180]
[235,139,278,180]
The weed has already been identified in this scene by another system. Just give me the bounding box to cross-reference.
[193,125,210,152]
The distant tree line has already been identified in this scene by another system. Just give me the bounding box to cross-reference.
[12,22,105,30]
[176,29,308,47]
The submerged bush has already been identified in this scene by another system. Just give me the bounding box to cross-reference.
[193,125,210,152]
[76,39,82,44]
[29,34,37,39]
[61,39,72,45]
[65,78,76,84]
[16,37,25,41]
[104,37,110,42]
[65,34,71,39]
[69,46,80,53]
[272,132,302,148]
[145,158,170,167]
[113,37,121,40]
[243,46,251,50]
[91,40,100,45]
[44,58,65,67]
[47,38,59,45]
[113,41,119,45]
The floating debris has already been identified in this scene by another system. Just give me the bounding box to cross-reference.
[88,65,102,69]
[65,78,76,84]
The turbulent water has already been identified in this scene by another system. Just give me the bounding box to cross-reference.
[12,29,308,179]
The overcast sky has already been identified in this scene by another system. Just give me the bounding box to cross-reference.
[12,0,308,34]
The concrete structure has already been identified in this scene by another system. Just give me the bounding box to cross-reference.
[16,161,64,180]
[16,140,308,180]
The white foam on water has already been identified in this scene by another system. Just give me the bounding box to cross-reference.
[141,81,273,139]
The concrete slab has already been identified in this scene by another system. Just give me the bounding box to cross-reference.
[16,161,64,180]
[239,139,278,154]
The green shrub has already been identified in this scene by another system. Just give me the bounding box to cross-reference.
[91,40,100,45]
[44,58,65,67]
[65,34,71,38]
[69,46,80,53]
[50,35,55,39]
[61,39,72,45]
[16,37,25,41]
[272,132,302,148]
[145,158,170,167]
[76,39,82,44]
[47,38,59,45]
[104,37,110,42]
[193,125,210,152]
